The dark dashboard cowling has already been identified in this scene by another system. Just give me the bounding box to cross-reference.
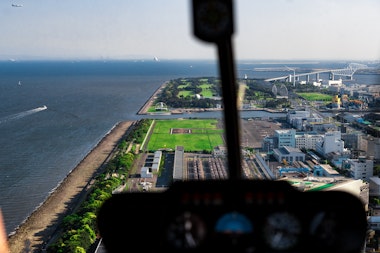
[97,180,367,253]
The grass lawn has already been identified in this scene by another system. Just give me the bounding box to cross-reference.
[297,92,333,101]
[200,89,213,98]
[178,83,190,89]
[147,119,224,152]
[178,84,214,98]
[199,84,212,89]
[199,83,213,97]
[178,90,193,97]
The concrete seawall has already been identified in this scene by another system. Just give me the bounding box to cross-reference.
[137,81,168,115]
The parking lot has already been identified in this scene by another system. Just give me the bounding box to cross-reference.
[240,118,283,149]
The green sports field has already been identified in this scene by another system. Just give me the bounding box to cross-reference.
[296,92,333,101]
[147,119,224,152]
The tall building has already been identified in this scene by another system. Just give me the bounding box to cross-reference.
[316,131,345,157]
[287,109,323,130]
[343,157,374,181]
[274,129,296,148]
[295,132,323,150]
[341,132,362,150]
[287,110,310,130]
[359,135,380,160]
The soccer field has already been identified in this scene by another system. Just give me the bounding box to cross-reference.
[147,119,224,152]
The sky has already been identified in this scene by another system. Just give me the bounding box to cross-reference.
[0,0,379,61]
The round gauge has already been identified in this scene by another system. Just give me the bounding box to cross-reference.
[215,212,253,234]
[309,212,337,247]
[166,212,206,249]
[263,211,301,250]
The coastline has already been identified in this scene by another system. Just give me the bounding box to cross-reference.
[137,81,168,115]
[7,121,134,252]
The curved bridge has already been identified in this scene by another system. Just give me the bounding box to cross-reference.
[264,63,368,82]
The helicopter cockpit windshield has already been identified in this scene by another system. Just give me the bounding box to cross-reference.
[96,1,368,253]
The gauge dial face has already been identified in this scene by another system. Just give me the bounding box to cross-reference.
[166,212,206,249]
[263,211,301,250]
[310,212,337,246]
[215,212,253,234]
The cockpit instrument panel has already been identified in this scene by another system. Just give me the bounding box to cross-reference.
[97,180,367,253]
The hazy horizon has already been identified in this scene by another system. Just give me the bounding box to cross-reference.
[1,58,378,64]
[1,0,379,62]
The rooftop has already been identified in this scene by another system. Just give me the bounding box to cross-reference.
[278,146,303,154]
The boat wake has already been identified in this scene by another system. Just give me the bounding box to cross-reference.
[0,105,47,124]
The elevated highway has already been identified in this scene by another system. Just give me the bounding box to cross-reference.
[262,63,368,82]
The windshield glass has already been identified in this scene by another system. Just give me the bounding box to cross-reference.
[0,1,379,252]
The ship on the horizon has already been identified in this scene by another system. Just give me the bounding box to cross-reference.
[12,4,23,7]
[153,56,159,62]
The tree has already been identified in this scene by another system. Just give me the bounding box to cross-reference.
[78,224,96,249]
[118,140,127,150]
[74,247,86,253]
[80,212,97,228]
[118,152,135,169]
[62,214,81,230]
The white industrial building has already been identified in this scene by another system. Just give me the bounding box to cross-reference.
[295,132,323,150]
[287,110,310,130]
[316,131,345,157]
[173,146,184,182]
[141,151,162,178]
[140,167,153,178]
[287,110,310,123]
[152,151,162,171]
[324,79,343,87]
[343,157,374,181]
[287,110,324,131]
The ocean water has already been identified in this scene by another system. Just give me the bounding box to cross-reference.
[0,60,378,235]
